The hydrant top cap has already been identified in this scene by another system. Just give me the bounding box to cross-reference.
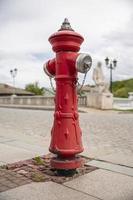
[49,18,84,40]
[48,18,84,52]
[58,18,74,31]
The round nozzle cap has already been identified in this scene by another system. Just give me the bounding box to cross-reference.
[76,53,92,73]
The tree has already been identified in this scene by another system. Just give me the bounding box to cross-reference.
[25,82,44,95]
[114,87,131,98]
[112,78,133,98]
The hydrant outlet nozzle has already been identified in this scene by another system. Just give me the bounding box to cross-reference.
[76,53,92,73]
[43,63,54,78]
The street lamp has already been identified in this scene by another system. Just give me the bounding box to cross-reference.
[105,57,117,93]
[10,68,18,96]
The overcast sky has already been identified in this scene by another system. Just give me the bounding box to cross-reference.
[0,0,133,88]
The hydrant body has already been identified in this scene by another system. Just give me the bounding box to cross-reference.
[44,19,92,171]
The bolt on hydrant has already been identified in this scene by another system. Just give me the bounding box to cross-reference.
[43,18,92,175]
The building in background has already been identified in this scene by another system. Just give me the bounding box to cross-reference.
[0,83,34,96]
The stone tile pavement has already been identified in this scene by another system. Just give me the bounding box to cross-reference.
[0,107,133,167]
[0,169,31,193]
[0,167,133,200]
[87,159,133,177]
[0,182,99,200]
[95,152,133,167]
[0,107,133,199]
[64,169,133,200]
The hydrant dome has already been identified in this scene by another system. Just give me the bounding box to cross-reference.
[49,30,84,52]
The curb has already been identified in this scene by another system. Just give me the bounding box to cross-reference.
[0,105,87,113]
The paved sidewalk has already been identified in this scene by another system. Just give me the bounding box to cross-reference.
[0,107,133,199]
[0,132,49,165]
[0,167,133,200]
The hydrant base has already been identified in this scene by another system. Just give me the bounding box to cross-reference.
[51,156,84,170]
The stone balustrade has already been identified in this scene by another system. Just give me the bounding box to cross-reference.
[0,95,133,110]
[113,97,133,109]
[128,92,133,100]
[0,95,87,107]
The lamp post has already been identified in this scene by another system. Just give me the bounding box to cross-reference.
[105,57,117,93]
[10,68,18,96]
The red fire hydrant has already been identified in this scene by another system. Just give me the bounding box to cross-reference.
[44,19,92,175]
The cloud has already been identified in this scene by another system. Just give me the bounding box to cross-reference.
[0,0,133,88]
[99,14,133,82]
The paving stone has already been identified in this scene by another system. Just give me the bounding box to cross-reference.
[87,160,133,177]
[0,169,31,192]
[0,182,98,200]
[97,152,133,167]
[6,183,17,189]
[64,169,133,200]
[3,140,45,155]
[0,143,42,164]
[0,186,9,193]
[0,136,16,143]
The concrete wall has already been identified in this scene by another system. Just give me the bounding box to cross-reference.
[113,97,133,109]
[0,95,87,107]
[86,92,113,110]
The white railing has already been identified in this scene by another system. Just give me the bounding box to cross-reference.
[113,97,133,109]
[0,95,87,107]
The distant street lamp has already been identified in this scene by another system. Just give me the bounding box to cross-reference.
[105,57,117,93]
[10,68,18,96]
